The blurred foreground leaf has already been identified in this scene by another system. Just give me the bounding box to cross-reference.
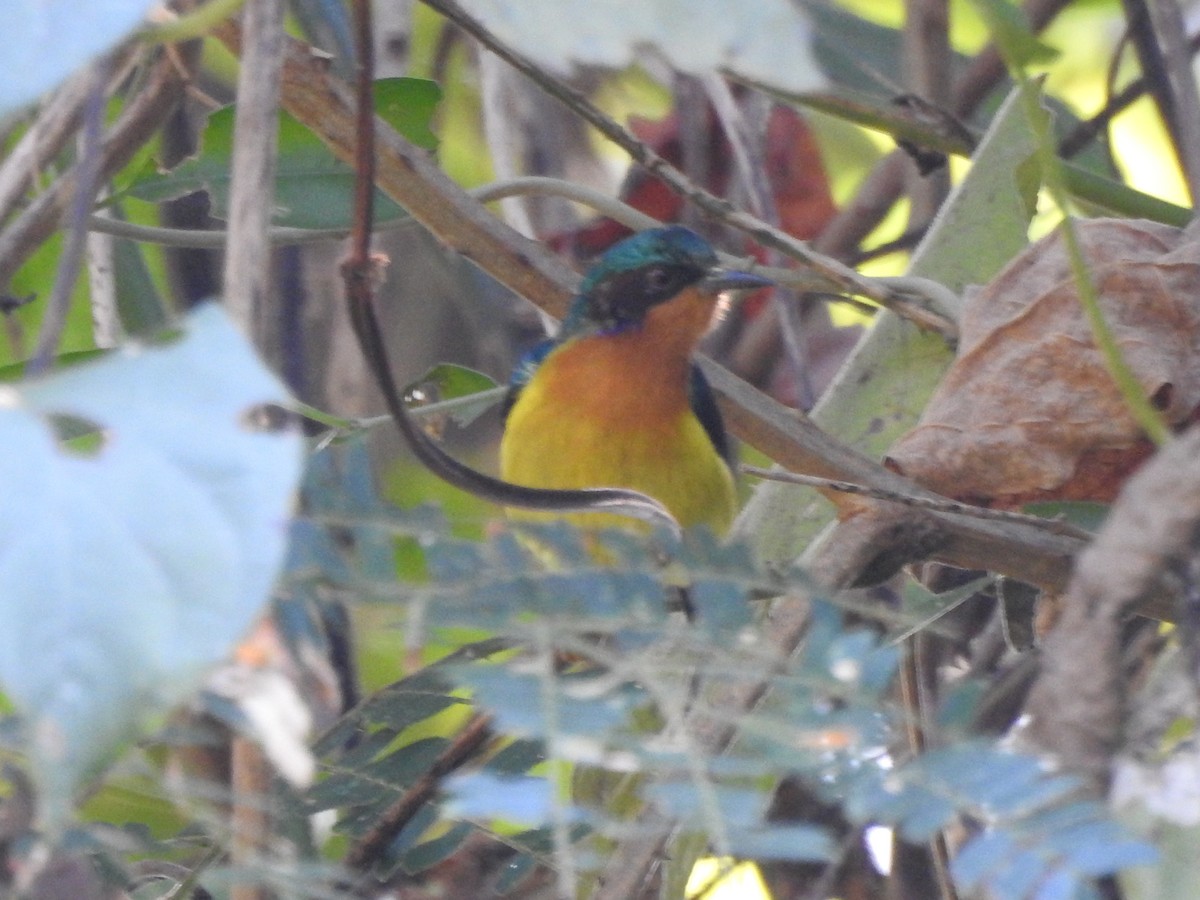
[0,305,302,828]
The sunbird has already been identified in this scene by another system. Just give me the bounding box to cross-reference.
[500,226,771,533]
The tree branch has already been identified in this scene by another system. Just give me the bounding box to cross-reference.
[0,68,95,227]
[223,0,286,346]
[0,45,196,292]
[222,2,288,897]
[1143,0,1200,203]
[27,61,108,374]
[1025,426,1200,786]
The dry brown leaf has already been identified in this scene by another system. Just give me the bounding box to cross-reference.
[886,218,1200,508]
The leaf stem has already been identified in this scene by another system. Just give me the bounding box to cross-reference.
[142,0,248,44]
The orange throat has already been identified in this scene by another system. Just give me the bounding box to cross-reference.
[500,287,737,532]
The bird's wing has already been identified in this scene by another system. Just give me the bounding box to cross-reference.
[687,363,734,469]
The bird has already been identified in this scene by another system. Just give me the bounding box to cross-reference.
[499,226,771,534]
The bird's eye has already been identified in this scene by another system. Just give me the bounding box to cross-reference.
[644,266,674,291]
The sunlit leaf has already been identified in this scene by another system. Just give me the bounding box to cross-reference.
[969,0,1059,67]
[404,363,501,432]
[375,78,441,151]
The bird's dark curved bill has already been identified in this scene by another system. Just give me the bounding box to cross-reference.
[701,269,773,294]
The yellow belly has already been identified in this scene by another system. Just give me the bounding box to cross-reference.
[500,337,736,533]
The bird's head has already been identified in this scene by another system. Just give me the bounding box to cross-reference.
[563,226,771,336]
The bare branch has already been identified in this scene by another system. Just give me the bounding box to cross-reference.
[223,0,287,346]
[0,46,196,292]
[27,63,108,374]
[221,2,288,896]
[1025,426,1200,785]
[213,22,582,320]
[903,0,952,223]
[0,69,93,227]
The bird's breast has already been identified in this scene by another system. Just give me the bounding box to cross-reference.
[500,328,736,532]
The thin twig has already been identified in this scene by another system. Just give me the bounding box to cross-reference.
[223,0,286,346]
[704,75,819,407]
[0,46,196,291]
[1120,0,1182,177]
[229,736,273,900]
[27,61,109,374]
[142,0,248,44]
[1057,30,1200,160]
[810,0,1074,262]
[344,713,496,873]
[741,465,1095,540]
[953,0,1075,117]
[902,0,952,224]
[89,175,662,247]
[703,75,776,224]
[0,65,103,227]
[1144,0,1200,203]
[346,0,376,268]
[222,2,287,897]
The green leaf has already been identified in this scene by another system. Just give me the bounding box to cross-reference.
[375,78,441,152]
[0,1,157,118]
[0,350,108,383]
[404,363,502,429]
[130,108,398,228]
[969,0,1060,67]
[910,85,1044,293]
[400,821,477,874]
[110,217,173,336]
[0,304,302,828]
[485,738,546,775]
[6,235,98,369]
[126,78,440,229]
